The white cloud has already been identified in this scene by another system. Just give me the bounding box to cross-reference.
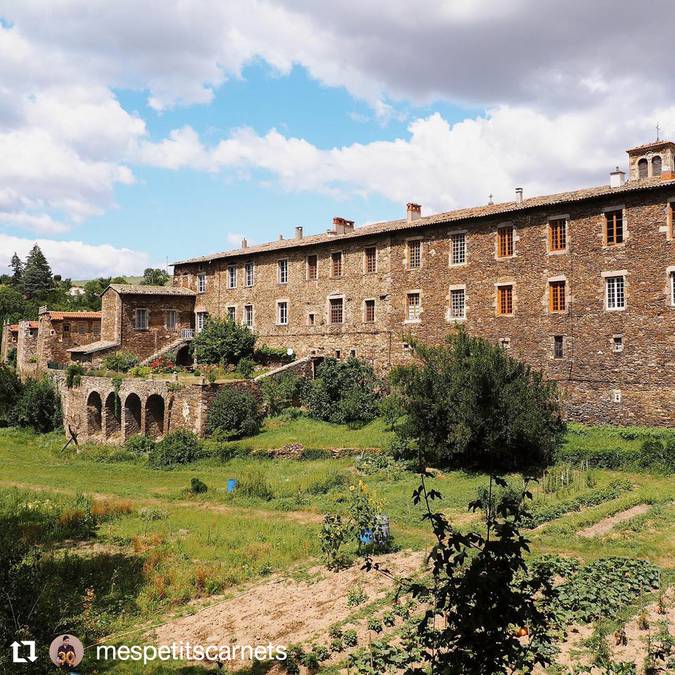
[0,234,154,279]
[0,212,69,234]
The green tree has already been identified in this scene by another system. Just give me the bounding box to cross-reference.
[206,387,263,439]
[390,329,565,473]
[191,318,255,365]
[141,268,170,286]
[0,364,21,425]
[22,245,53,299]
[13,377,62,433]
[9,252,23,287]
[0,284,27,328]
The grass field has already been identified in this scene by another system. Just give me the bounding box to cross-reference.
[1,418,674,672]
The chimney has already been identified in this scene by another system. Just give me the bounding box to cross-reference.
[241,238,248,249]
[332,217,355,235]
[295,226,303,239]
[406,202,422,222]
[610,166,626,188]
[515,187,523,204]
[279,234,284,240]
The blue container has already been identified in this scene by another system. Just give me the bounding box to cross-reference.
[227,479,238,493]
[359,529,373,545]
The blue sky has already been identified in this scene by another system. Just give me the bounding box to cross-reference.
[0,1,673,277]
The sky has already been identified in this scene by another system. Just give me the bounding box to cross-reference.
[1,0,674,279]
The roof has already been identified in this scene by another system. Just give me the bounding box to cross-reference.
[106,284,196,297]
[6,324,19,332]
[626,140,675,153]
[44,311,102,321]
[67,340,119,354]
[19,321,39,329]
[173,176,675,265]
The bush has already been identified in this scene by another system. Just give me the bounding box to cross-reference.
[639,438,675,472]
[206,387,263,439]
[103,351,139,373]
[190,477,208,494]
[191,318,255,366]
[261,372,302,416]
[125,434,155,456]
[554,445,637,470]
[149,429,202,468]
[254,344,295,365]
[13,377,62,433]
[305,357,382,425]
[237,470,274,500]
[65,363,86,388]
[236,357,255,379]
[0,364,21,425]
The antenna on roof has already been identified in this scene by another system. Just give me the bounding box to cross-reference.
[488,193,494,205]
[656,122,661,142]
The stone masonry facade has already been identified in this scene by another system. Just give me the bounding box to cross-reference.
[172,140,675,427]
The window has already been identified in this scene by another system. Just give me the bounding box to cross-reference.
[196,311,208,332]
[653,155,662,177]
[638,158,648,179]
[226,306,236,322]
[197,273,206,293]
[277,301,288,325]
[450,232,466,265]
[365,247,377,273]
[335,350,341,359]
[165,310,177,330]
[329,297,344,324]
[548,218,567,252]
[63,323,70,333]
[135,308,149,330]
[350,349,356,357]
[78,323,87,334]
[364,299,375,322]
[497,285,513,316]
[307,254,318,280]
[553,335,564,359]
[605,209,624,245]
[612,389,622,403]
[606,275,625,310]
[245,261,254,287]
[308,312,316,326]
[331,252,343,277]
[227,265,237,289]
[93,323,100,336]
[497,225,514,258]
[278,259,288,284]
[407,240,421,269]
[613,335,624,353]
[549,280,566,312]
[449,288,466,319]
[499,337,511,349]
[406,292,421,321]
[243,305,254,328]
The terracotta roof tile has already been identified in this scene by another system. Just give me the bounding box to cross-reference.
[44,311,102,320]
[107,284,195,297]
[173,177,675,265]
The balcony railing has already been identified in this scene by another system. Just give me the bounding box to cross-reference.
[181,328,195,340]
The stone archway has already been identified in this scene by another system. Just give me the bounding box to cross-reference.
[86,391,102,437]
[124,393,142,439]
[175,344,193,367]
[104,392,122,440]
[145,394,165,439]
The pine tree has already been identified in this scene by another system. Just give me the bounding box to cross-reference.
[9,253,23,287]
[22,245,53,299]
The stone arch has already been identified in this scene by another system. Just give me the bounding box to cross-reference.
[104,391,122,439]
[124,393,142,439]
[652,155,662,177]
[86,391,102,437]
[175,344,193,367]
[638,157,648,179]
[145,394,165,439]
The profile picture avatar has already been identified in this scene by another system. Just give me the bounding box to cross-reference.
[49,634,84,668]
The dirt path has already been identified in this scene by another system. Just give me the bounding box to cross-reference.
[150,550,424,670]
[577,503,650,538]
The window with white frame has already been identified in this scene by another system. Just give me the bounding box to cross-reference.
[196,311,208,332]
[134,308,149,330]
[277,301,288,325]
[278,259,288,284]
[243,304,254,327]
[450,232,466,265]
[226,306,236,322]
[605,275,625,310]
[197,273,206,293]
[407,240,421,269]
[245,260,254,287]
[227,265,237,289]
[449,288,466,319]
[406,292,421,321]
[165,310,177,330]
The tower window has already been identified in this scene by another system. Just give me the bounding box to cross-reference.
[605,209,624,245]
[653,155,662,177]
[497,285,513,316]
[497,225,514,258]
[549,280,566,312]
[553,335,564,359]
[638,158,648,179]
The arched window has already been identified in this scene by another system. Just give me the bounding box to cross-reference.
[652,155,662,177]
[638,158,648,179]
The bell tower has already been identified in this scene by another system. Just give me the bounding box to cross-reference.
[625,140,675,181]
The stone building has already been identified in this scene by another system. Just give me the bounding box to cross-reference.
[37,309,102,369]
[171,140,675,426]
[0,323,19,363]
[15,320,39,377]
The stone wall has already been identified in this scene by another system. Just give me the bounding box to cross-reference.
[16,321,39,378]
[37,315,101,369]
[0,325,17,363]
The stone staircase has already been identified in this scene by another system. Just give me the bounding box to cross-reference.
[140,336,193,366]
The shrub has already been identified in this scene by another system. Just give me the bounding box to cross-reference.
[639,438,675,472]
[0,364,21,425]
[236,357,255,379]
[254,344,295,365]
[191,318,255,366]
[125,434,155,456]
[237,470,274,500]
[13,377,62,433]
[149,429,202,468]
[103,351,139,373]
[554,445,637,469]
[190,477,208,494]
[65,363,86,388]
[260,372,302,416]
[305,357,382,425]
[129,365,152,378]
[206,387,263,439]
